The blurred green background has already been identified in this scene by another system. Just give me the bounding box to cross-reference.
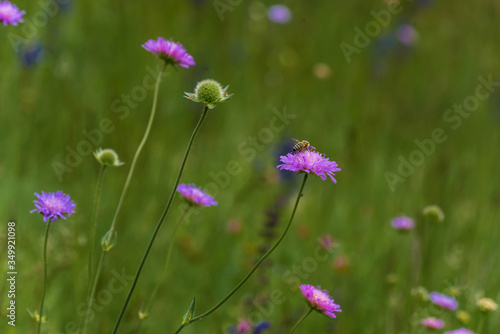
[1,0,500,333]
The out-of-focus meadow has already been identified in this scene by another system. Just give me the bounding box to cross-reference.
[1,0,500,333]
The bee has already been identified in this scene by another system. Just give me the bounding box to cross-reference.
[292,138,310,153]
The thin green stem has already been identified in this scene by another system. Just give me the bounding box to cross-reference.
[477,314,485,333]
[174,174,309,333]
[37,220,52,334]
[143,206,191,315]
[82,251,105,334]
[112,105,210,334]
[290,308,313,334]
[87,165,106,296]
[105,61,167,244]
[83,61,166,333]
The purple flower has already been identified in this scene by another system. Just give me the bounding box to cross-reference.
[0,1,25,26]
[268,5,291,24]
[142,37,195,68]
[421,317,444,330]
[227,319,270,334]
[430,292,458,310]
[177,184,217,207]
[445,329,476,334]
[397,24,419,46]
[299,284,342,318]
[30,191,76,222]
[391,216,415,230]
[277,149,341,182]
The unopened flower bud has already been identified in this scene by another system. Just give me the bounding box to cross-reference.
[477,297,498,313]
[422,205,445,223]
[185,79,232,109]
[411,286,429,302]
[456,310,471,324]
[94,148,124,167]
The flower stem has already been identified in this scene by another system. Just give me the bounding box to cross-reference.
[37,220,52,334]
[476,314,485,333]
[112,105,209,334]
[140,206,191,320]
[83,61,166,334]
[82,251,105,334]
[104,61,167,244]
[290,308,313,334]
[87,165,106,296]
[174,173,309,333]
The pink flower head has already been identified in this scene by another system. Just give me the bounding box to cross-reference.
[0,1,25,26]
[277,149,341,182]
[236,319,252,334]
[30,191,76,222]
[430,292,458,310]
[421,317,444,330]
[445,329,476,334]
[177,184,217,207]
[391,216,415,230]
[142,37,195,68]
[397,24,419,46]
[318,234,336,250]
[299,284,342,318]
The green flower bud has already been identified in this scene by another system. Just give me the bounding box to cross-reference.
[411,286,429,302]
[422,205,445,223]
[477,297,498,313]
[185,79,232,109]
[94,148,124,167]
[456,310,471,324]
[101,229,118,251]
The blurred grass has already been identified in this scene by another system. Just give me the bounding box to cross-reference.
[1,0,500,333]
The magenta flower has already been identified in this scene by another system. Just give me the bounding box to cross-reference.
[445,329,476,334]
[299,284,342,318]
[268,5,291,24]
[277,149,341,182]
[397,24,419,46]
[318,234,336,250]
[430,292,458,310]
[227,319,270,334]
[177,184,217,207]
[391,216,415,230]
[142,37,195,68]
[421,317,444,330]
[30,191,76,222]
[0,1,25,26]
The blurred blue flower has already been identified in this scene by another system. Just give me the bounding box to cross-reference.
[19,42,43,67]
[268,5,291,24]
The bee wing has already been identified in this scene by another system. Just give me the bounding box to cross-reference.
[291,138,300,142]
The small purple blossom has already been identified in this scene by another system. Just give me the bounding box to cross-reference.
[177,184,217,207]
[277,149,341,182]
[30,191,76,222]
[430,292,458,310]
[228,319,270,334]
[0,1,25,26]
[299,284,342,318]
[420,317,444,330]
[445,329,476,334]
[391,216,415,230]
[397,24,419,46]
[142,37,195,68]
[268,5,291,24]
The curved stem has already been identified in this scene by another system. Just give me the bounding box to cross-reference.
[87,165,106,297]
[105,61,167,243]
[84,61,166,333]
[174,174,309,333]
[290,308,313,334]
[82,251,105,334]
[112,105,210,334]
[37,220,52,334]
[143,206,191,315]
